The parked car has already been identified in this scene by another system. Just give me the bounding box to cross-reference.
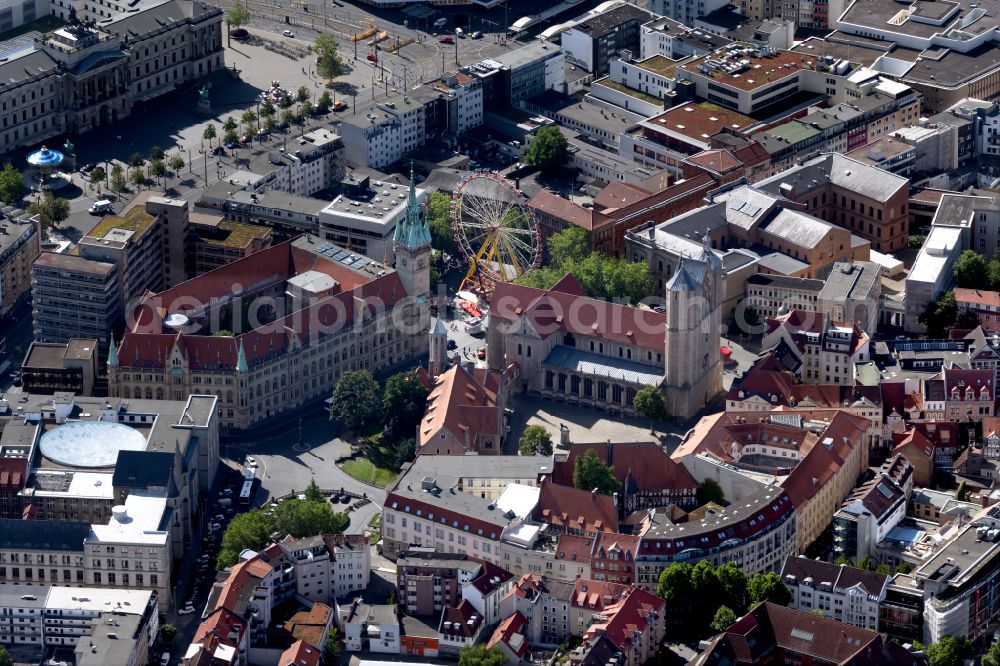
[471,31,482,38]
[178,605,196,615]
[221,489,233,497]
[333,100,348,112]
[161,652,170,666]
[212,146,226,156]
[246,456,257,467]
[282,29,295,37]
[439,36,453,44]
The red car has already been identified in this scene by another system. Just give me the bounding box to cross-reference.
[367,52,376,62]
[439,36,454,44]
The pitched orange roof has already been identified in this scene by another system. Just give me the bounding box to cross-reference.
[278,640,321,666]
[488,612,529,658]
[534,478,618,533]
[418,364,502,450]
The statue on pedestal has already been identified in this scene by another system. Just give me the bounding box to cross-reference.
[196,86,212,116]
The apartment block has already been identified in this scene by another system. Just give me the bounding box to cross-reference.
[21,339,98,396]
[31,251,120,352]
[0,215,40,317]
[781,556,888,630]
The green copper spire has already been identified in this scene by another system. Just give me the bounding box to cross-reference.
[107,333,118,367]
[394,163,432,250]
[236,340,248,372]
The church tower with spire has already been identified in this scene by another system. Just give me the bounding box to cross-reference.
[393,166,432,303]
[663,233,723,419]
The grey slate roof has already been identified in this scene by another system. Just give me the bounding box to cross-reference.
[0,49,57,88]
[103,0,222,39]
[0,518,90,551]
[761,209,834,249]
[544,345,664,387]
[756,153,907,203]
[112,450,174,488]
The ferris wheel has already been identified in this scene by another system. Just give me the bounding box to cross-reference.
[451,171,541,293]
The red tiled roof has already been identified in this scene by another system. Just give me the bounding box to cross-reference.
[554,534,595,564]
[468,560,515,596]
[551,442,697,492]
[191,608,246,666]
[583,587,664,652]
[954,288,1000,310]
[528,189,603,231]
[491,278,666,349]
[440,599,483,638]
[686,149,743,174]
[593,182,651,211]
[279,640,321,666]
[571,579,631,612]
[0,458,27,492]
[488,612,529,658]
[943,366,994,400]
[534,478,618,533]
[419,364,503,450]
[891,428,934,462]
[593,532,640,562]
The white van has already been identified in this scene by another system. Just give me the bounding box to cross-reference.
[455,27,464,37]
[88,199,112,215]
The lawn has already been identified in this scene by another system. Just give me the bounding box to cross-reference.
[338,458,398,488]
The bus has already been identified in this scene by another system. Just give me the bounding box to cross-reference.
[239,479,255,505]
[239,468,256,505]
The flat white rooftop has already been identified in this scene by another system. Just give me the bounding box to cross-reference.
[32,470,115,499]
[907,226,963,286]
[44,586,153,614]
[87,492,168,545]
[494,483,540,520]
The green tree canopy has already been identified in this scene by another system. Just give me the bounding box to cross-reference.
[697,478,726,505]
[572,449,617,495]
[160,624,177,644]
[749,572,792,607]
[656,562,693,615]
[0,163,24,204]
[274,498,348,538]
[710,605,737,632]
[227,2,250,28]
[216,508,275,569]
[716,562,750,614]
[168,154,185,172]
[548,225,590,264]
[323,628,342,665]
[633,386,666,433]
[261,99,276,117]
[925,636,972,666]
[150,159,167,182]
[224,128,240,146]
[427,191,457,255]
[518,228,654,303]
[281,109,296,126]
[297,85,310,104]
[300,100,314,118]
[241,109,257,130]
[0,645,12,666]
[203,123,217,146]
[381,370,429,445]
[458,645,508,666]
[130,168,146,188]
[317,91,333,113]
[223,117,238,132]
[148,145,165,161]
[27,193,70,233]
[982,639,1000,666]
[523,125,569,172]
[315,33,345,80]
[330,370,381,432]
[956,481,968,501]
[110,164,127,193]
[953,250,988,289]
[128,152,145,169]
[518,424,553,456]
[690,560,723,627]
[896,562,912,574]
[920,291,957,339]
[89,166,106,185]
[305,478,324,503]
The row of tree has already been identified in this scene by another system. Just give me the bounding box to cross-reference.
[328,369,429,470]
[216,480,347,569]
[656,561,791,636]
[516,226,655,304]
